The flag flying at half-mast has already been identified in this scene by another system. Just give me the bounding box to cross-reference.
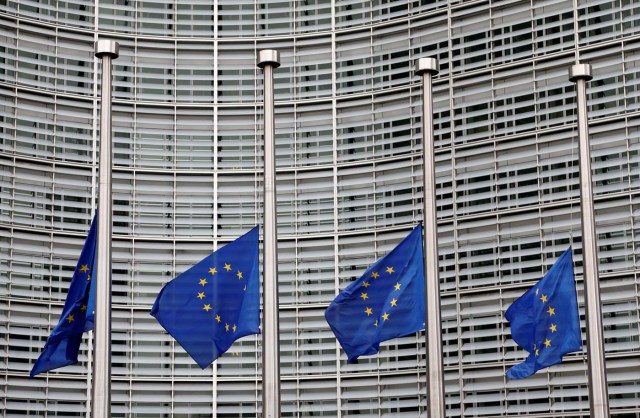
[325,225,426,363]
[505,247,582,379]
[151,226,260,368]
[31,213,98,377]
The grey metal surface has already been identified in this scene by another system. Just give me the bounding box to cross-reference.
[415,58,438,76]
[569,63,593,82]
[257,50,281,69]
[570,63,610,418]
[92,40,118,418]
[95,40,119,59]
[258,49,281,418]
[416,58,446,418]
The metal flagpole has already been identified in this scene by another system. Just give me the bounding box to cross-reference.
[93,39,118,418]
[569,64,610,418]
[416,58,446,418]
[257,49,281,418]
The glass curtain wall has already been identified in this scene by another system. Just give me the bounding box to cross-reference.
[1,0,639,416]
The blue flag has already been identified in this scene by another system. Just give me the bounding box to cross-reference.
[151,226,260,368]
[505,247,582,379]
[31,213,98,377]
[325,225,425,363]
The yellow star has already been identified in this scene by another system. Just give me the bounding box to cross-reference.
[199,278,207,286]
[87,275,91,281]
[390,298,397,307]
[197,292,205,300]
[535,348,540,356]
[66,314,74,323]
[371,272,380,279]
[535,288,539,295]
[232,324,237,332]
[362,281,370,288]
[382,312,389,321]
[203,304,211,312]
[540,294,548,303]
[544,338,551,347]
[386,266,395,274]
[243,285,247,291]
[80,305,87,311]
[360,292,368,300]
[79,264,89,273]
[215,314,221,323]
[364,307,373,316]
[394,282,401,291]
[225,323,230,332]
[373,320,378,327]
[547,306,555,316]
[224,263,232,271]
[237,270,243,279]
[209,267,217,275]
[550,323,557,333]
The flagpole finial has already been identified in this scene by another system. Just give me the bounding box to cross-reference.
[258,49,280,69]
[569,63,592,82]
[95,40,119,59]
[415,57,439,76]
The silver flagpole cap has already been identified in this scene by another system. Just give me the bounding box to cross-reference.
[95,40,120,59]
[569,63,593,82]
[258,50,280,69]
[415,57,439,76]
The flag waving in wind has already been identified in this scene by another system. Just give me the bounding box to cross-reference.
[151,226,260,368]
[31,213,98,377]
[325,225,426,363]
[505,247,582,379]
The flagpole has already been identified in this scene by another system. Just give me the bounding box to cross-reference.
[257,49,281,418]
[416,58,446,418]
[93,39,118,418]
[569,64,610,418]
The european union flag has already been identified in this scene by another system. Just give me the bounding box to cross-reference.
[325,225,425,363]
[505,247,582,379]
[31,213,98,377]
[151,226,260,368]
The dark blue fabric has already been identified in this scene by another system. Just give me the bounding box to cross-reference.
[325,225,426,363]
[31,213,98,377]
[505,247,582,379]
[151,227,260,368]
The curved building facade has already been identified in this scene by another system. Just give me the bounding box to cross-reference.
[1,1,640,417]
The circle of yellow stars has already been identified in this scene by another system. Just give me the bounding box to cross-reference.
[67,263,93,323]
[361,266,402,327]
[533,288,558,357]
[196,261,246,334]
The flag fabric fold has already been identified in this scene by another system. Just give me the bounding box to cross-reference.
[31,213,98,377]
[151,226,260,368]
[505,247,582,379]
[325,224,426,363]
